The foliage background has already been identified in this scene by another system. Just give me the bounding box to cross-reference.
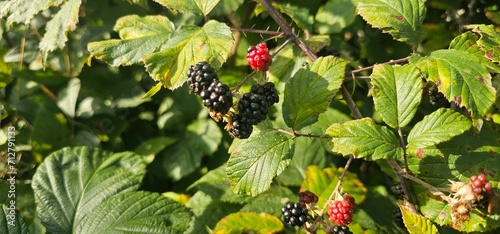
[0,0,499,233]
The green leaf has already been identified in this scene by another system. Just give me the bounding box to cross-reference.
[0,204,29,234]
[226,130,294,196]
[239,186,296,217]
[31,108,70,157]
[88,15,175,66]
[449,31,500,73]
[407,108,471,150]
[399,205,438,234]
[326,118,403,160]
[283,56,346,130]
[410,49,496,118]
[212,212,283,234]
[371,64,422,128]
[275,3,313,32]
[357,0,426,47]
[0,0,63,24]
[466,24,500,64]
[0,49,12,88]
[134,137,177,157]
[154,118,222,181]
[75,191,192,234]
[39,0,82,55]
[301,165,367,209]
[153,0,220,16]
[314,0,357,34]
[32,146,146,233]
[56,78,80,118]
[144,20,233,90]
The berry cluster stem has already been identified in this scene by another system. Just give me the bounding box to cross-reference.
[319,155,354,216]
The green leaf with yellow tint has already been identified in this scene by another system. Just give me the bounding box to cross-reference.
[212,212,283,234]
[399,205,438,234]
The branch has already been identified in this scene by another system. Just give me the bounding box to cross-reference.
[230,27,284,37]
[319,156,354,216]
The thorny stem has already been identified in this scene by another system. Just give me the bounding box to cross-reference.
[387,160,418,213]
[401,173,451,203]
[272,128,328,139]
[344,57,410,81]
[319,156,354,216]
[397,127,410,172]
[230,27,284,37]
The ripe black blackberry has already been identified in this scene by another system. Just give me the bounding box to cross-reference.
[393,208,405,228]
[200,81,233,114]
[228,114,253,139]
[329,225,353,234]
[281,202,308,227]
[187,61,218,95]
[428,85,448,106]
[238,93,268,125]
[250,82,279,107]
[391,182,405,200]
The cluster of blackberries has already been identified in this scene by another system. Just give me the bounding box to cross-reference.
[229,82,279,139]
[329,225,353,234]
[187,62,233,115]
[187,61,280,139]
[281,202,308,227]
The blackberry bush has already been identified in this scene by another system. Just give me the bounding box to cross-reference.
[200,81,233,114]
[237,92,268,125]
[281,202,308,227]
[187,61,218,95]
[247,43,272,72]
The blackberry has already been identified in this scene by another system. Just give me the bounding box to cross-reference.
[247,43,272,72]
[393,208,405,228]
[391,182,405,200]
[281,202,308,227]
[428,85,448,106]
[330,225,353,234]
[187,61,218,95]
[228,114,253,139]
[238,93,268,125]
[250,82,279,107]
[299,190,319,208]
[470,173,493,195]
[200,81,233,114]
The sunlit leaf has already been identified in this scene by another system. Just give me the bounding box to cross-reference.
[371,64,422,128]
[407,108,471,150]
[315,0,357,34]
[144,20,233,90]
[212,212,283,234]
[357,0,426,47]
[88,15,175,66]
[410,49,496,118]
[326,118,403,160]
[283,56,346,130]
[226,130,294,196]
[399,205,438,234]
[153,0,221,16]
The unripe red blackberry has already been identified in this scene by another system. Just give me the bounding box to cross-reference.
[187,61,218,95]
[200,81,233,114]
[250,82,279,107]
[228,114,253,139]
[237,93,268,125]
[470,173,493,195]
[281,202,308,227]
[328,200,354,226]
[247,43,272,72]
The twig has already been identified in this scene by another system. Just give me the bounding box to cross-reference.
[343,57,410,81]
[232,70,256,93]
[230,27,284,37]
[319,155,354,216]
[386,160,419,213]
[401,172,451,203]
